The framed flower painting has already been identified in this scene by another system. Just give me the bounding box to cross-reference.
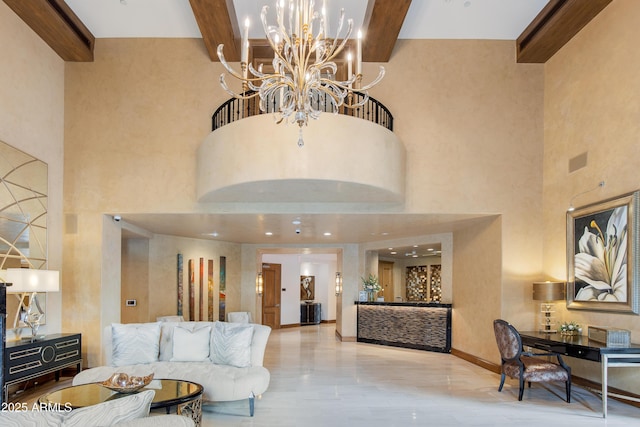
[566,191,639,314]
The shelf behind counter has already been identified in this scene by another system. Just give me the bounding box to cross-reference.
[355,301,451,353]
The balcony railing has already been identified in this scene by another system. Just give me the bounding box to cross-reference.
[212,91,393,132]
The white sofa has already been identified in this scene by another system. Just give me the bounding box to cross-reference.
[72,321,271,416]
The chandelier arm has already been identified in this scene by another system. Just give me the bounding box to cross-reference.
[343,94,369,109]
[314,88,344,108]
[324,31,352,64]
[356,66,386,91]
[219,75,261,100]
[324,14,352,63]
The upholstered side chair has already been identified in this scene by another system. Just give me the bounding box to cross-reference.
[227,311,253,323]
[493,319,571,402]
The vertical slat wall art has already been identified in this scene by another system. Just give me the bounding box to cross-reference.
[177,254,183,317]
[219,256,226,321]
[199,258,204,321]
[188,259,195,321]
[208,259,214,321]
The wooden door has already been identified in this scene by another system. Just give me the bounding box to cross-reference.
[262,263,281,329]
[379,261,394,302]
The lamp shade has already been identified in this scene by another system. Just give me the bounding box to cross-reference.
[6,268,60,293]
[532,281,565,301]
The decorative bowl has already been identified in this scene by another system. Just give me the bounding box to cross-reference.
[101,373,154,394]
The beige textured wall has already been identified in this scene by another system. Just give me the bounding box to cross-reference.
[0,3,64,339]
[543,0,640,392]
[121,238,150,323]
[453,217,502,359]
[63,37,544,365]
[147,234,241,322]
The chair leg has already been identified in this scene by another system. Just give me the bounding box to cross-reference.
[249,392,255,417]
[566,379,571,403]
[518,376,525,401]
[498,373,506,392]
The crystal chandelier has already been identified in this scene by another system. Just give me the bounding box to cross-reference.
[216,0,385,147]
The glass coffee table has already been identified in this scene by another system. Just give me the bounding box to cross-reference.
[39,379,203,426]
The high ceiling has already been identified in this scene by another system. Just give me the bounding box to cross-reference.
[3,0,613,246]
[64,0,549,41]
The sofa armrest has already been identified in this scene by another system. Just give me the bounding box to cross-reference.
[250,324,271,367]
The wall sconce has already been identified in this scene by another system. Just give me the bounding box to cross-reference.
[6,268,60,340]
[335,272,342,296]
[533,281,565,333]
[256,272,263,296]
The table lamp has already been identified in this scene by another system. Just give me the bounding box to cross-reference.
[5,268,59,340]
[533,281,565,334]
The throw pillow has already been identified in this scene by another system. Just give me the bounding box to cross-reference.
[210,321,254,368]
[112,323,161,367]
[170,325,211,362]
[62,389,155,426]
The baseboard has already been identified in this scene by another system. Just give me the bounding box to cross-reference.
[335,329,356,342]
[452,347,640,408]
[280,323,301,329]
[321,319,336,324]
[451,348,501,374]
[571,376,640,409]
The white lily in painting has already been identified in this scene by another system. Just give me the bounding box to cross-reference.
[574,206,627,302]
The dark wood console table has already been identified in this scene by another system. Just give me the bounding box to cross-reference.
[520,331,640,418]
[3,333,82,402]
[300,302,321,325]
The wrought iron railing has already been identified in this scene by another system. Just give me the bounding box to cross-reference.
[211,91,393,132]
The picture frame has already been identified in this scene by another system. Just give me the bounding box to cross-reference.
[566,190,639,314]
[300,275,315,301]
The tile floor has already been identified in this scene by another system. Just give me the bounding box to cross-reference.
[12,323,640,426]
[203,323,639,427]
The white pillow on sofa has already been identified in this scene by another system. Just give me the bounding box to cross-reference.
[170,325,211,362]
[112,323,161,366]
[210,321,254,368]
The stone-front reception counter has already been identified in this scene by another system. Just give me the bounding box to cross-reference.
[356,302,452,353]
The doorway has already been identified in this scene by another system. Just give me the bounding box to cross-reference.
[262,263,281,329]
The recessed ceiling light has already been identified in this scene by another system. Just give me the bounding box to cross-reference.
[412,254,418,258]
[292,219,301,225]
[202,232,219,237]
[390,251,397,255]
[381,232,389,236]
[323,232,331,236]
[388,248,393,250]
[413,245,419,248]
[265,232,273,236]
[427,248,434,251]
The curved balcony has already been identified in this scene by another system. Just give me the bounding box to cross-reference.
[197,93,404,204]
[211,91,393,132]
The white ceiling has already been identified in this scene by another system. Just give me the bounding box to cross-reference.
[65,0,549,41]
[62,0,544,246]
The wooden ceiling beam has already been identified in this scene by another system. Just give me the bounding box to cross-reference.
[2,0,94,61]
[189,0,240,62]
[362,0,411,62]
[516,0,613,63]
